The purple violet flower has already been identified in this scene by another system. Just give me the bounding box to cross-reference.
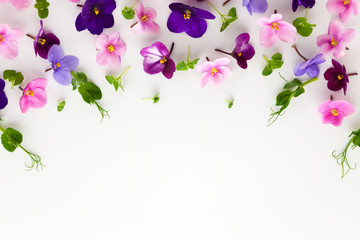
[0,79,8,110]
[232,33,255,69]
[324,59,349,95]
[292,0,315,12]
[167,3,215,38]
[34,20,60,59]
[48,45,79,86]
[294,54,326,78]
[243,0,268,15]
[140,42,176,79]
[75,0,116,35]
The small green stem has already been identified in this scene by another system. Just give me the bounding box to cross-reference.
[302,77,318,86]
[117,66,131,81]
[206,0,224,17]
[186,45,190,62]
[94,101,110,122]
[304,7,309,19]
[0,126,5,133]
[131,0,137,8]
[263,55,270,62]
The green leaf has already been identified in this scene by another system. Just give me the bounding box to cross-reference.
[276,90,293,106]
[122,7,135,19]
[38,9,49,19]
[78,82,102,104]
[176,61,188,71]
[220,17,238,32]
[271,53,282,60]
[227,7,237,18]
[293,87,305,97]
[293,17,316,37]
[188,58,200,69]
[57,100,65,112]
[1,128,23,152]
[3,70,15,79]
[283,79,302,89]
[227,99,234,109]
[71,72,88,90]
[269,59,284,69]
[105,75,115,84]
[34,0,50,19]
[262,65,273,76]
[3,70,24,87]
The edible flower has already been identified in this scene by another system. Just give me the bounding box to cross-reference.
[196,57,232,88]
[34,20,60,59]
[19,78,47,113]
[0,23,24,59]
[0,79,8,110]
[318,99,354,126]
[96,31,126,70]
[243,0,268,15]
[292,0,316,12]
[133,1,160,34]
[326,0,358,22]
[324,59,351,95]
[0,0,30,10]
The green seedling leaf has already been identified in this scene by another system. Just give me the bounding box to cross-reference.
[262,64,273,76]
[1,128,23,152]
[122,6,135,19]
[276,90,293,106]
[3,70,24,88]
[34,0,50,19]
[57,100,65,112]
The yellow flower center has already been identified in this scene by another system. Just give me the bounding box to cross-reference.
[55,62,61,69]
[238,52,242,57]
[25,89,34,97]
[211,68,218,76]
[93,7,100,15]
[331,39,338,46]
[107,45,115,52]
[0,34,3,43]
[38,38,46,45]
[331,109,339,116]
[141,15,149,22]
[271,22,279,30]
[160,57,167,64]
[184,10,191,20]
[337,74,344,80]
[343,0,351,5]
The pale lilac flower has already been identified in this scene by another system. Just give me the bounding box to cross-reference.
[0,0,30,10]
[257,13,297,48]
[318,100,354,126]
[316,20,355,58]
[96,31,126,70]
[196,58,232,88]
[19,78,47,113]
[0,23,24,59]
[133,1,160,34]
[327,0,358,22]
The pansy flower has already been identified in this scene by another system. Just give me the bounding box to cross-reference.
[326,0,358,22]
[96,31,126,70]
[0,23,24,59]
[75,0,116,35]
[292,0,316,12]
[140,42,175,79]
[19,78,47,113]
[324,59,349,95]
[196,58,232,88]
[167,3,215,38]
[133,1,160,34]
[0,0,30,10]
[257,13,297,48]
[294,54,326,78]
[316,20,355,58]
[48,45,79,86]
[318,100,354,126]
[243,0,268,15]
[34,20,60,59]
[0,79,8,110]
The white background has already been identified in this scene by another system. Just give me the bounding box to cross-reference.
[1,0,360,239]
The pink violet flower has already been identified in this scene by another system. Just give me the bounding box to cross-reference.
[326,0,358,22]
[19,78,47,114]
[69,0,80,2]
[318,100,354,127]
[316,20,355,58]
[257,13,297,48]
[96,31,126,70]
[196,58,232,88]
[0,23,24,59]
[133,1,160,34]
[0,0,30,10]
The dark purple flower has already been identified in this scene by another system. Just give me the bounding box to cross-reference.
[243,0,268,15]
[232,33,255,69]
[292,0,315,12]
[0,79,8,110]
[294,54,326,78]
[167,3,215,38]
[140,42,176,79]
[324,59,349,95]
[75,0,116,35]
[48,45,79,86]
[34,20,60,59]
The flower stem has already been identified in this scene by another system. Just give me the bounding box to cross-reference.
[215,48,232,56]
[45,67,52,72]
[206,56,210,61]
[26,34,35,40]
[263,55,270,62]
[302,77,318,86]
[348,73,358,77]
[131,22,138,28]
[76,4,83,7]
[169,42,175,56]
[292,44,309,61]
[304,7,309,19]
[206,0,223,17]
[186,45,190,62]
[94,101,110,122]
[131,0,137,8]
[117,66,131,81]
[222,0,231,6]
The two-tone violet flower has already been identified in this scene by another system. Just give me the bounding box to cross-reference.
[19,78,47,113]
[292,45,326,78]
[0,0,30,10]
[75,0,116,35]
[140,42,176,79]
[243,0,268,15]
[318,100,354,126]
[316,20,355,58]
[0,23,24,59]
[132,1,160,34]
[167,3,215,38]
[292,0,316,12]
[257,13,297,48]
[196,57,232,88]
[48,45,79,86]
[0,79,8,110]
[96,31,126,70]
[327,0,358,22]
[33,20,60,59]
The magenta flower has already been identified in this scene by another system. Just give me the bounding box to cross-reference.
[140,42,175,79]
[34,20,60,59]
[318,100,354,126]
[133,1,160,34]
[19,78,47,113]
[96,31,126,70]
[196,58,232,88]
[324,59,349,95]
[257,13,297,48]
[316,20,355,58]
[0,0,30,10]
[327,0,358,22]
[0,23,24,59]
